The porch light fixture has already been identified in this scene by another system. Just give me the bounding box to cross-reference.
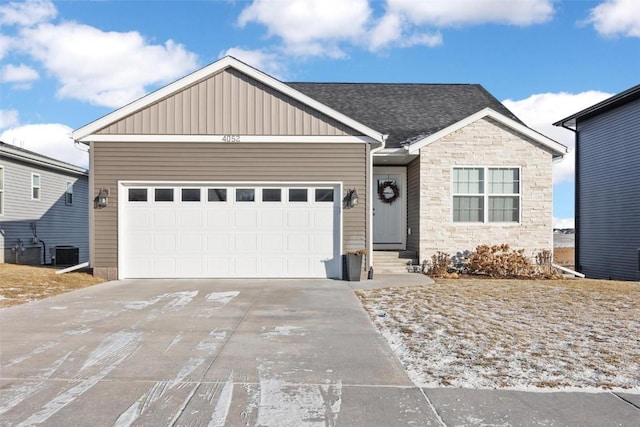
[345,188,359,209]
[94,188,109,209]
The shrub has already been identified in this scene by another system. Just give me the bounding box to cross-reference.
[535,249,553,276]
[466,244,536,278]
[425,251,456,278]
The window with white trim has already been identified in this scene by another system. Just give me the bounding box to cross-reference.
[453,167,520,223]
[32,173,41,200]
[65,182,74,205]
[0,166,4,215]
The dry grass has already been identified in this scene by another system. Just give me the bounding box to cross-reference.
[0,264,105,308]
[357,278,640,390]
[553,247,575,266]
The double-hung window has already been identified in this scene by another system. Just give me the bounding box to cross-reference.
[32,173,41,200]
[453,167,520,223]
[65,182,74,205]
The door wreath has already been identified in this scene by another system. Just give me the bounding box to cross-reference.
[378,181,400,204]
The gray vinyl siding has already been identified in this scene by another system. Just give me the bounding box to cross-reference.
[0,157,88,264]
[97,69,358,137]
[406,158,420,254]
[92,142,367,269]
[577,100,640,281]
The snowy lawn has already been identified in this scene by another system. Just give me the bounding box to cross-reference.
[356,278,640,391]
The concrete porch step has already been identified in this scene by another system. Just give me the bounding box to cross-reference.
[372,250,420,274]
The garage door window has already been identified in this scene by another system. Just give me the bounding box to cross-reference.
[155,188,174,202]
[289,188,307,202]
[263,188,281,202]
[236,188,255,202]
[208,188,227,202]
[129,188,148,202]
[182,188,201,202]
[315,188,334,202]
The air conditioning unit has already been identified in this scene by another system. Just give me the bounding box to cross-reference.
[52,246,79,266]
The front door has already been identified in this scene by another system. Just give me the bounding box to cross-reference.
[373,167,406,250]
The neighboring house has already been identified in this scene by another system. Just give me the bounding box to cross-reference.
[554,84,640,281]
[72,56,566,280]
[0,141,89,265]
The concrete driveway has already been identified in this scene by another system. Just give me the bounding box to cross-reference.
[1,277,639,426]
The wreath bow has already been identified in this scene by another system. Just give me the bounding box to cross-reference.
[378,181,400,204]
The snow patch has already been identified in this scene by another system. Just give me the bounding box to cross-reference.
[209,373,234,427]
[206,291,239,306]
[261,326,305,338]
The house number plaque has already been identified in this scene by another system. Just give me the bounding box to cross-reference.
[222,135,241,143]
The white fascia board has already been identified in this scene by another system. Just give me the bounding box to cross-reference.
[73,56,385,144]
[77,134,377,144]
[407,108,568,157]
[1,146,87,175]
[373,147,410,156]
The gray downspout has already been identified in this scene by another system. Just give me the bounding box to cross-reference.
[559,122,580,274]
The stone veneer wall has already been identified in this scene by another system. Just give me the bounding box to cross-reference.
[418,117,554,262]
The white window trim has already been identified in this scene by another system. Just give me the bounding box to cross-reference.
[452,166,521,224]
[66,181,74,205]
[31,173,41,200]
[0,166,4,215]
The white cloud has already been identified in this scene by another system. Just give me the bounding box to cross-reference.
[1,63,39,83]
[386,0,555,27]
[503,91,612,184]
[239,0,371,57]
[238,0,553,57]
[220,47,285,79]
[553,217,575,229]
[1,123,87,168]
[0,0,57,27]
[587,0,640,38]
[19,22,199,108]
[0,109,19,129]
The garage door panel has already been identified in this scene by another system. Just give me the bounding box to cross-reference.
[235,210,258,228]
[122,184,341,279]
[153,210,177,227]
[179,257,204,276]
[206,209,231,227]
[179,210,203,228]
[287,234,311,252]
[207,234,230,254]
[236,233,257,251]
[287,210,311,228]
[152,234,177,253]
[261,234,283,251]
[152,258,177,277]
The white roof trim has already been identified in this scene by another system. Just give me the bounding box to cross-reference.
[72,56,385,144]
[78,134,376,144]
[0,144,87,175]
[407,108,568,157]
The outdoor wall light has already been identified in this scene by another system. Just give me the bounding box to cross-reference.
[94,188,109,209]
[345,188,359,209]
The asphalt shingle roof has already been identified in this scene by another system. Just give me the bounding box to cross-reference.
[287,83,522,148]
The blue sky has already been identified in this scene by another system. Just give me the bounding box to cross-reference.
[1,0,639,228]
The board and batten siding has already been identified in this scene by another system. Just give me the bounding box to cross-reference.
[0,156,88,264]
[577,100,640,281]
[92,142,368,276]
[406,158,420,254]
[97,69,358,137]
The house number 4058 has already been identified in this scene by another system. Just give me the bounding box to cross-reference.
[222,135,240,143]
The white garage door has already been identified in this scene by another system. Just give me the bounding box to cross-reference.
[119,183,341,279]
